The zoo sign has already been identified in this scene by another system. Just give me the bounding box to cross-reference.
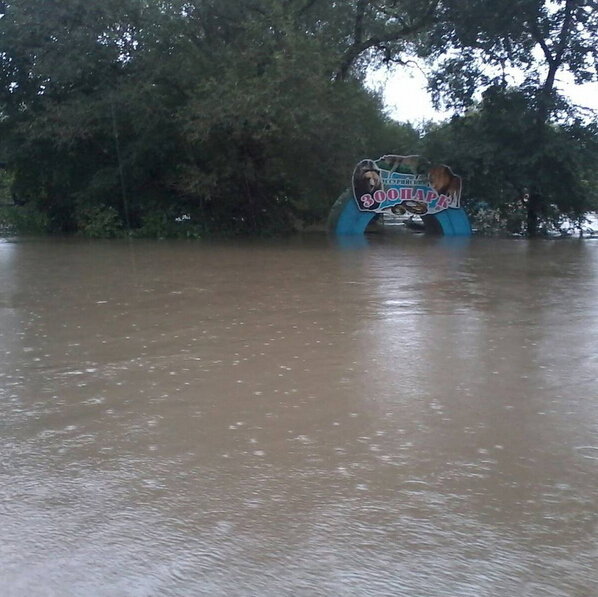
[352,155,462,216]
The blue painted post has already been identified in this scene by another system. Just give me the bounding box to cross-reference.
[429,208,472,236]
[327,190,377,235]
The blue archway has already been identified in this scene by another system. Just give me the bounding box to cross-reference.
[328,190,472,236]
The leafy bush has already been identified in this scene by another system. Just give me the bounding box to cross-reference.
[0,170,12,204]
[0,204,50,234]
[134,210,203,239]
[75,205,124,238]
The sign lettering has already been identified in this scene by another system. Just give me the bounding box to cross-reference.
[352,155,462,216]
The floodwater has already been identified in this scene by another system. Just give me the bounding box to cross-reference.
[1,233,598,597]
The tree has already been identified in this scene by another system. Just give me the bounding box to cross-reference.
[421,86,598,234]
[0,0,420,235]
[334,0,440,81]
[421,0,598,234]
[174,1,420,232]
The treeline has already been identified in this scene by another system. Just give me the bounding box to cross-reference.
[1,0,597,237]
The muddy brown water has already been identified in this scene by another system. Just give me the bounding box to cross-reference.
[1,234,598,597]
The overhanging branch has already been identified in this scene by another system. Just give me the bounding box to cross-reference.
[335,0,439,81]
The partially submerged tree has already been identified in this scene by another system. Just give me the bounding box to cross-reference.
[422,87,598,234]
[0,0,420,235]
[2,0,596,236]
[420,0,598,233]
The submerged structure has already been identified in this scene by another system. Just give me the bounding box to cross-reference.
[328,155,472,236]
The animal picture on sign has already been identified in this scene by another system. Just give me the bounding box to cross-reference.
[352,155,462,215]
[428,165,462,207]
[353,159,382,197]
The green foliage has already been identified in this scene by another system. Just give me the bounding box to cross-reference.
[76,205,123,238]
[0,170,12,204]
[134,210,203,239]
[421,86,598,234]
[422,0,598,115]
[1,0,596,238]
[418,0,598,234]
[467,203,527,236]
[1,165,51,234]
[0,204,50,235]
[0,0,423,236]
[468,205,505,235]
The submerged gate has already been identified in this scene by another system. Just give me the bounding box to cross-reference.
[328,155,472,236]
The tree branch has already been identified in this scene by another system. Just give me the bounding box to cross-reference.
[526,1,578,128]
[354,0,368,46]
[528,19,555,67]
[554,0,575,64]
[336,0,438,81]
[297,0,319,17]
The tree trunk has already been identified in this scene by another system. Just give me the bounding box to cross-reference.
[526,193,542,236]
[525,0,575,235]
